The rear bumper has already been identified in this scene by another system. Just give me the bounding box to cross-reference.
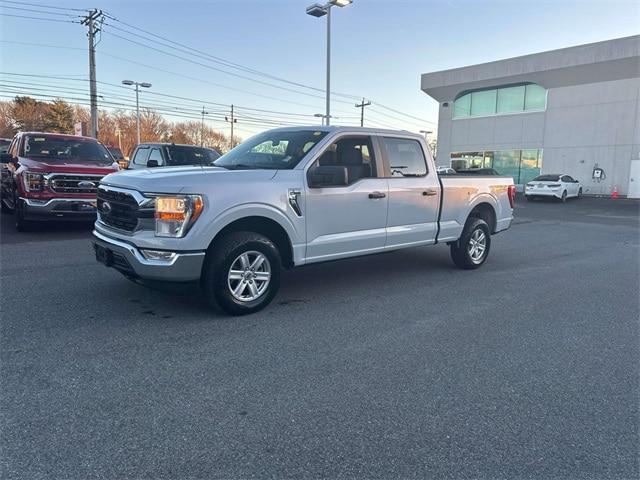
[525,189,562,199]
[20,197,98,221]
[92,229,205,282]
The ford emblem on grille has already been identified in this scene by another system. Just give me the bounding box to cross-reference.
[99,201,112,214]
[78,181,96,188]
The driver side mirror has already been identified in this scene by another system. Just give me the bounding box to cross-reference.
[147,159,159,168]
[308,165,348,188]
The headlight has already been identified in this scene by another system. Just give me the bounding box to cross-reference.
[154,195,203,237]
[23,172,45,192]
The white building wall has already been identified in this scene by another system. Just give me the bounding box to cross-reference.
[437,77,640,196]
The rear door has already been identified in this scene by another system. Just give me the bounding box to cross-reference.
[304,134,388,262]
[379,135,440,248]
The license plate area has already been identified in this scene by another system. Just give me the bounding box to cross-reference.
[94,244,114,266]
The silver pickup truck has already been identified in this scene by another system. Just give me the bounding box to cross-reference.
[93,127,515,315]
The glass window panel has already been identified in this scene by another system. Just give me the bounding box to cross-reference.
[497,85,525,113]
[453,94,471,118]
[470,89,497,116]
[483,151,494,168]
[520,149,541,184]
[383,137,427,177]
[524,84,546,110]
[493,150,521,183]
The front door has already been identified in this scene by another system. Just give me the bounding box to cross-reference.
[628,160,640,199]
[304,135,388,263]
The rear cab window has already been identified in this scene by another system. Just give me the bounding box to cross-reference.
[166,145,218,166]
[381,137,428,177]
[132,147,150,166]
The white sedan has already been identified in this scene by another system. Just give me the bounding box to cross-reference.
[525,174,582,202]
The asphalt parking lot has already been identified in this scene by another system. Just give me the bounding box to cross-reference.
[1,196,638,479]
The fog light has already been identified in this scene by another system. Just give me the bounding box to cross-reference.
[140,249,177,262]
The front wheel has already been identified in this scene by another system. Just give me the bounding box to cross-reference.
[15,198,33,232]
[1,186,16,213]
[577,187,583,198]
[202,231,281,315]
[450,218,491,270]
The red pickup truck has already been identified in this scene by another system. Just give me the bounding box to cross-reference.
[0,132,120,231]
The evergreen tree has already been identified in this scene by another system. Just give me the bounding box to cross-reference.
[43,99,74,133]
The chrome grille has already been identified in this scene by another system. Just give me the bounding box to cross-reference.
[49,175,103,194]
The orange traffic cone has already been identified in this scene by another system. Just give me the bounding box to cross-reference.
[612,186,619,199]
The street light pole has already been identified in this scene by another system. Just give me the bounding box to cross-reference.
[325,6,331,126]
[122,80,152,145]
[306,0,353,128]
[135,84,140,145]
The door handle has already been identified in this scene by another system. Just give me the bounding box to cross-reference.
[368,191,386,199]
[423,189,438,196]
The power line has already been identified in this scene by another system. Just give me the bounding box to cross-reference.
[0,12,78,23]
[0,0,85,11]
[102,12,361,101]
[0,5,80,17]
[100,28,353,105]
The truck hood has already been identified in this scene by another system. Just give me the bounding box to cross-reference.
[100,166,278,193]
[18,156,119,175]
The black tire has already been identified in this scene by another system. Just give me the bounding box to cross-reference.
[14,198,33,232]
[1,186,16,213]
[578,187,583,198]
[526,195,534,202]
[450,218,491,270]
[560,190,567,203]
[202,231,281,315]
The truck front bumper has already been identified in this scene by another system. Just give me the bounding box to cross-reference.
[92,230,206,282]
[20,197,98,221]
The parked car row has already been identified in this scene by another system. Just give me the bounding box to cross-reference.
[0,131,223,231]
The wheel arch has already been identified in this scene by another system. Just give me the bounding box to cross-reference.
[467,202,497,234]
[206,215,295,269]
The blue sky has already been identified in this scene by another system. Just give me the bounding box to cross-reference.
[1,0,639,139]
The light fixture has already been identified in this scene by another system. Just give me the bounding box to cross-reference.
[121,80,134,86]
[306,3,327,17]
[140,82,152,88]
[330,0,352,6]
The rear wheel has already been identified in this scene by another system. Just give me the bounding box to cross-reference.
[577,187,583,198]
[526,195,534,202]
[560,190,567,203]
[450,218,491,270]
[202,231,281,315]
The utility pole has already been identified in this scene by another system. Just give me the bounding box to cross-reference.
[355,98,371,127]
[82,9,103,139]
[225,104,237,149]
[200,106,209,146]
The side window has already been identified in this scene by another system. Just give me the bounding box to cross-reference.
[561,175,571,182]
[309,136,377,186]
[148,148,164,165]
[382,137,427,177]
[132,147,150,166]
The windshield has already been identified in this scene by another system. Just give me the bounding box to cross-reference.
[214,130,328,170]
[533,174,560,181]
[107,147,124,160]
[0,139,10,153]
[166,145,219,166]
[22,135,113,165]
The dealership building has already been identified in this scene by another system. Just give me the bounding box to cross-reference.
[421,35,640,197]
